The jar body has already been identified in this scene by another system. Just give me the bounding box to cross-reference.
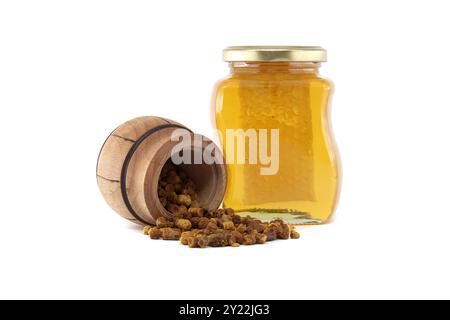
[212,62,340,224]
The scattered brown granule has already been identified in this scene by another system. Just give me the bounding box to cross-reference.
[229,230,244,245]
[243,234,257,245]
[216,219,224,228]
[275,220,290,240]
[255,233,267,244]
[231,242,240,247]
[190,216,200,228]
[197,217,210,229]
[215,208,225,218]
[231,215,241,225]
[236,223,247,234]
[246,219,265,233]
[222,221,235,230]
[290,229,300,239]
[203,221,219,235]
[187,237,198,248]
[197,236,208,248]
[207,233,228,247]
[155,216,170,228]
[187,236,208,248]
[160,227,181,240]
[180,233,190,245]
[177,205,188,217]
[180,230,201,243]
[167,191,177,203]
[175,218,192,230]
[263,225,278,241]
[188,229,201,238]
[188,207,205,217]
[176,194,192,207]
[164,184,174,194]
[206,221,219,230]
[221,214,232,222]
[149,227,162,239]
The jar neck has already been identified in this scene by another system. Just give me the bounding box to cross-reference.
[229,61,320,75]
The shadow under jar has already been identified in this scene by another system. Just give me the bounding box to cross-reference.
[212,46,341,224]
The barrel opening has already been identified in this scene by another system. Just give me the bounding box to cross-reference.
[156,148,224,217]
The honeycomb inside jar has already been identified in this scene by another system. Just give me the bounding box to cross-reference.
[213,62,340,224]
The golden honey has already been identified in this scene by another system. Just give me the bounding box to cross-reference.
[212,46,340,224]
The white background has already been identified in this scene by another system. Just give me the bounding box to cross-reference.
[1,0,449,300]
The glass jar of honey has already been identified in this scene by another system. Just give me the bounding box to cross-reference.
[212,46,340,224]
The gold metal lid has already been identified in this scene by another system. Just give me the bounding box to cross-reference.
[223,46,327,62]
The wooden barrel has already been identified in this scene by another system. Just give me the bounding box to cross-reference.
[97,116,227,225]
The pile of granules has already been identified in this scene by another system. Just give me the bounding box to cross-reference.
[143,163,300,248]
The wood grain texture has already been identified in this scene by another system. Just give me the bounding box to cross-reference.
[97,116,227,225]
